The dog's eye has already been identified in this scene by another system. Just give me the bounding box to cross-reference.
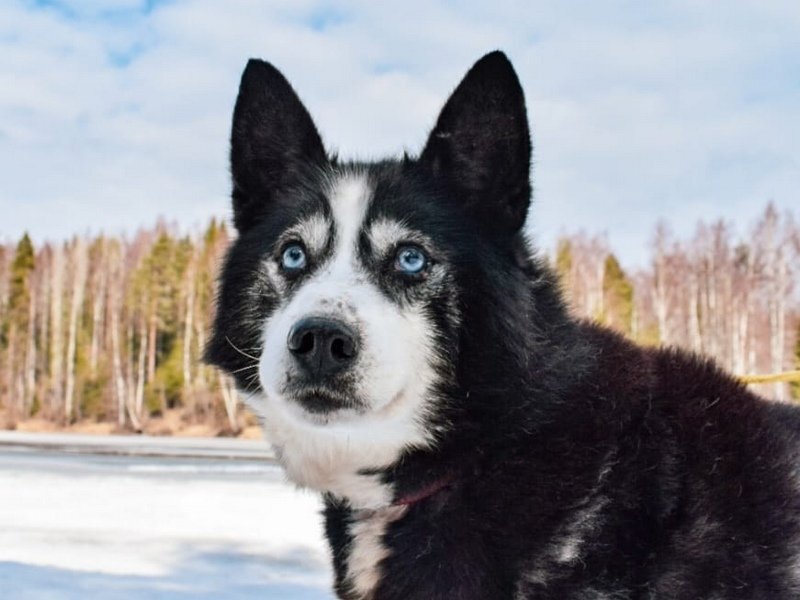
[395,245,428,276]
[281,243,307,272]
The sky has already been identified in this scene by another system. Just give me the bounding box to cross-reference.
[2,0,798,266]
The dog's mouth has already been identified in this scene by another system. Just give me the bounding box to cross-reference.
[288,386,363,415]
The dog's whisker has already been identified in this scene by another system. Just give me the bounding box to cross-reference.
[225,336,261,362]
[229,363,259,375]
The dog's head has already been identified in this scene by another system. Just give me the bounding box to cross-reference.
[207,52,539,506]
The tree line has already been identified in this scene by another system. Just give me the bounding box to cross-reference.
[0,203,797,433]
[556,203,800,401]
[0,219,239,431]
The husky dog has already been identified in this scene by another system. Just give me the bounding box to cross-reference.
[207,52,800,599]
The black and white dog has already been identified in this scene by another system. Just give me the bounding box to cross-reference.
[207,52,800,599]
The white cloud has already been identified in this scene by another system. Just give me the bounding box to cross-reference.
[1,0,798,266]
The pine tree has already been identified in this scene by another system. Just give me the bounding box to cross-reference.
[4,234,35,413]
[6,234,35,338]
[138,231,194,415]
[792,321,800,401]
[554,238,575,310]
[555,239,572,283]
[602,253,634,336]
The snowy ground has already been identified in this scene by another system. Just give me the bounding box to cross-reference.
[0,434,334,599]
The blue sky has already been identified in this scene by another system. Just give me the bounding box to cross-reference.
[2,0,798,265]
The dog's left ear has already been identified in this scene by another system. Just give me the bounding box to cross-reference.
[420,51,531,235]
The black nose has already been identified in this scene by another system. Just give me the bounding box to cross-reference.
[287,317,359,379]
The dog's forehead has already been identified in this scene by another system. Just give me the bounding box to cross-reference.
[272,162,452,264]
[325,169,372,240]
[288,164,428,248]
[279,169,370,255]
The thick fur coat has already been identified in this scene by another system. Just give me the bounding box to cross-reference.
[207,51,800,599]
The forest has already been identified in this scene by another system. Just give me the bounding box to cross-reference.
[0,203,798,435]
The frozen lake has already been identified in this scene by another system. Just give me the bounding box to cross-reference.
[0,433,334,599]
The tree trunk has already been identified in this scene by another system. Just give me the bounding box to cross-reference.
[688,273,702,353]
[64,239,88,422]
[24,288,36,414]
[771,251,788,400]
[147,311,157,384]
[89,254,107,376]
[49,245,65,413]
[182,258,196,405]
[135,317,147,420]
[218,372,239,434]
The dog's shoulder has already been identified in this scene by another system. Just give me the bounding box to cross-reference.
[513,322,800,597]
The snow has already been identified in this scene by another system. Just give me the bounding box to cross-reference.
[0,439,334,599]
[0,431,275,460]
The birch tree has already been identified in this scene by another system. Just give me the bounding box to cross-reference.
[64,238,89,422]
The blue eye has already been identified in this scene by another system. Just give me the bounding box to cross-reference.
[281,244,307,271]
[395,245,428,275]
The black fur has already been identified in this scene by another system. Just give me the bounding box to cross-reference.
[420,51,532,236]
[230,59,327,232]
[207,51,800,599]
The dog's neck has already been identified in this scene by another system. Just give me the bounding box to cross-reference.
[332,471,457,599]
[394,473,455,507]
[331,469,456,514]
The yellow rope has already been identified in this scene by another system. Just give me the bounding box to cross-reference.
[738,370,800,385]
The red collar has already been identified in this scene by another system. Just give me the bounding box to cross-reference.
[394,475,454,507]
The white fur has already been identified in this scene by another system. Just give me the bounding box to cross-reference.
[368,217,415,257]
[253,172,440,509]
[290,213,330,255]
[347,505,407,598]
[516,480,610,594]
[262,260,287,296]
[553,495,607,565]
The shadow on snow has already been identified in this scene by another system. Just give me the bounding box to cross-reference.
[1,545,333,600]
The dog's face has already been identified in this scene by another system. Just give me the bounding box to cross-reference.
[207,52,532,506]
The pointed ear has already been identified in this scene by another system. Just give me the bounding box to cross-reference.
[420,51,531,235]
[230,59,327,231]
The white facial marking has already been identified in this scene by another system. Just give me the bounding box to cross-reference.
[291,213,330,255]
[254,172,440,510]
[368,218,415,257]
[262,260,287,295]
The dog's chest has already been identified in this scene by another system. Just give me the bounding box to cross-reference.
[344,504,407,599]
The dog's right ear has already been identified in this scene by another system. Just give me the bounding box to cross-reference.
[230,59,327,232]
